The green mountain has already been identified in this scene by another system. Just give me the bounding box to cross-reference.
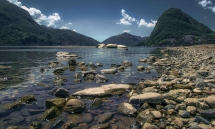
[138,8,215,46]
[0,0,100,46]
[102,33,147,46]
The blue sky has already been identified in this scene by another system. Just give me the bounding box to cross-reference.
[8,0,215,42]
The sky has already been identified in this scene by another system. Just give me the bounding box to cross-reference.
[7,0,215,42]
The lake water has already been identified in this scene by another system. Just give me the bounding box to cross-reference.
[0,46,159,128]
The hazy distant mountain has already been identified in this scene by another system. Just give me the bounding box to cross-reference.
[103,33,147,46]
[137,8,215,46]
[0,0,100,46]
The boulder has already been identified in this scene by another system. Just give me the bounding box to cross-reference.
[143,80,159,86]
[199,109,215,118]
[89,98,103,109]
[20,95,36,104]
[129,92,164,104]
[53,68,64,75]
[64,99,85,113]
[117,103,137,116]
[39,106,60,120]
[68,58,76,66]
[73,84,131,97]
[136,110,153,124]
[137,66,144,71]
[121,60,132,67]
[100,68,117,74]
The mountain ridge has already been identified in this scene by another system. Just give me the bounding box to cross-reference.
[0,0,100,46]
[137,8,215,46]
[103,32,147,46]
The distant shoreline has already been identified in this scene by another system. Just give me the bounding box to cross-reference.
[0,46,96,48]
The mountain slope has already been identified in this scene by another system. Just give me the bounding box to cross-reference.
[0,0,100,46]
[103,33,147,46]
[138,8,215,46]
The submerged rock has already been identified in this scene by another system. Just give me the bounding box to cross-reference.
[89,98,103,109]
[46,98,66,111]
[53,68,64,75]
[39,106,60,121]
[64,99,85,113]
[98,112,114,123]
[51,88,69,98]
[95,74,109,83]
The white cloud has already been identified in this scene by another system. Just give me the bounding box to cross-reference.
[60,26,69,29]
[138,19,157,27]
[116,9,137,25]
[7,0,68,28]
[213,6,215,13]
[73,29,77,32]
[123,30,131,33]
[199,0,212,7]
[68,22,73,25]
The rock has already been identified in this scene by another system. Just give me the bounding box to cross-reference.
[136,110,153,125]
[98,112,114,123]
[137,66,144,71]
[199,102,210,110]
[165,105,175,110]
[129,92,164,104]
[175,104,186,111]
[80,65,88,71]
[95,74,108,83]
[138,58,147,62]
[82,113,93,123]
[142,122,159,129]
[7,126,19,129]
[29,122,42,129]
[178,110,190,118]
[142,87,156,93]
[98,44,106,48]
[163,89,190,102]
[150,111,162,119]
[121,60,132,67]
[56,52,78,57]
[20,95,36,104]
[89,98,103,109]
[186,106,197,115]
[130,121,141,129]
[74,73,81,79]
[89,123,109,129]
[39,106,60,120]
[46,98,66,111]
[74,79,81,83]
[53,68,64,75]
[199,109,215,118]
[172,84,194,89]
[51,88,69,98]
[147,56,156,62]
[143,80,159,86]
[171,119,183,128]
[117,103,137,117]
[68,58,76,66]
[184,98,199,107]
[3,101,23,110]
[48,61,60,68]
[52,76,67,86]
[84,74,95,82]
[100,68,117,74]
[106,44,117,48]
[73,84,131,97]
[191,116,210,124]
[205,95,215,108]
[64,99,85,113]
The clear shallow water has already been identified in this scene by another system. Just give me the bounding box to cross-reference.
[0,46,159,128]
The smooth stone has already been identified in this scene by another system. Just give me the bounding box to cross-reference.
[117,103,137,117]
[129,92,164,104]
[7,126,19,129]
[137,66,144,71]
[64,99,85,113]
[186,106,197,115]
[73,84,131,97]
[98,112,114,123]
[171,119,183,128]
[100,68,117,74]
[136,110,153,125]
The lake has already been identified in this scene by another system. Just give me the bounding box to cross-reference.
[0,46,159,128]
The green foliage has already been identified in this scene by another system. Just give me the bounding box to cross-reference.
[0,0,100,46]
[138,8,215,46]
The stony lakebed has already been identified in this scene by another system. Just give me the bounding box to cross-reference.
[1,45,215,129]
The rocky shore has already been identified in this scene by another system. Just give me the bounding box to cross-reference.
[2,44,215,129]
